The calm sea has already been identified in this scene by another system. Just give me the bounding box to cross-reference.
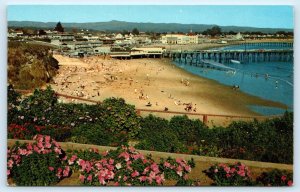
[173,43,293,115]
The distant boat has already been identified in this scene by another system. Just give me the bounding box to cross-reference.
[230,59,241,64]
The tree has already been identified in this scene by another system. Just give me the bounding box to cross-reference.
[132,28,139,35]
[228,31,237,35]
[38,29,46,36]
[54,22,64,33]
[210,26,222,37]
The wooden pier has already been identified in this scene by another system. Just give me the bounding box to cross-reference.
[167,42,293,64]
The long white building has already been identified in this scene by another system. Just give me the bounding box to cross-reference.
[161,34,202,44]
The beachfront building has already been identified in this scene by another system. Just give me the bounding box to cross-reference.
[50,34,75,46]
[161,34,201,44]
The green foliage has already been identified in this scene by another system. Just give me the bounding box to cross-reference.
[7,84,293,164]
[11,152,61,186]
[256,169,293,186]
[8,135,70,186]
[71,124,128,146]
[136,115,186,153]
[101,97,141,139]
[169,115,207,146]
[204,162,253,186]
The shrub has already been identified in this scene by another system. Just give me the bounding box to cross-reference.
[101,97,141,139]
[67,145,195,186]
[169,115,207,146]
[7,135,70,186]
[204,162,253,186]
[71,124,128,146]
[136,115,186,153]
[256,169,293,186]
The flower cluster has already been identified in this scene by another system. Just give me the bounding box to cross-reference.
[204,162,252,186]
[256,169,293,186]
[7,135,71,185]
[67,145,194,186]
[161,157,193,182]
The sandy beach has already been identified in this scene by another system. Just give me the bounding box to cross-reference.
[50,54,287,126]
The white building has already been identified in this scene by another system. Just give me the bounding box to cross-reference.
[115,33,124,39]
[161,34,201,44]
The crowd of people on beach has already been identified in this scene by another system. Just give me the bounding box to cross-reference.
[52,54,200,114]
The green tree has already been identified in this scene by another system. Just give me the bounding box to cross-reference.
[132,28,139,35]
[54,21,64,33]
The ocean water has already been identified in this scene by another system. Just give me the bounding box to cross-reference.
[173,44,293,115]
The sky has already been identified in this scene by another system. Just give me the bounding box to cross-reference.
[7,5,294,29]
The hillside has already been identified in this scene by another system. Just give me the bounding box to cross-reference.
[8,20,293,33]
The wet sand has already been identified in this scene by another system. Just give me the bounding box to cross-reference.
[50,54,286,125]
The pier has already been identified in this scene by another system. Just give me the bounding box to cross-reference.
[167,42,293,64]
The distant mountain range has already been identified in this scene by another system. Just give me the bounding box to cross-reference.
[8,20,293,33]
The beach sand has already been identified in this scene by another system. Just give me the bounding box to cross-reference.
[50,54,286,126]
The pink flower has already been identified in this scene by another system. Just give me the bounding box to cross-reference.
[226,173,231,178]
[119,152,130,161]
[164,161,171,168]
[126,161,132,170]
[176,166,183,176]
[54,147,62,154]
[287,180,293,186]
[147,177,153,184]
[224,167,230,174]
[63,166,70,177]
[230,168,236,173]
[142,159,148,164]
[79,174,85,183]
[109,158,114,165]
[56,168,63,179]
[52,140,60,147]
[102,150,108,156]
[48,166,54,171]
[26,143,33,150]
[129,146,135,153]
[184,165,191,172]
[131,170,140,177]
[151,163,159,174]
[149,171,156,179]
[237,170,245,177]
[44,142,51,149]
[33,146,40,153]
[214,168,218,173]
[123,175,128,181]
[176,158,183,164]
[139,176,147,182]
[85,161,92,173]
[143,167,150,174]
[68,155,78,165]
[45,135,51,143]
[7,159,14,168]
[87,175,93,182]
[114,182,119,186]
[7,169,10,176]
[183,174,189,180]
[37,142,44,149]
[132,154,144,160]
[281,175,287,181]
[155,175,164,185]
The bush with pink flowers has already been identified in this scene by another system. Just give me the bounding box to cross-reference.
[256,169,293,186]
[7,135,71,186]
[8,135,196,186]
[204,162,253,186]
[68,145,195,186]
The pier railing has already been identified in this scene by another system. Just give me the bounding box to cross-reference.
[14,89,282,125]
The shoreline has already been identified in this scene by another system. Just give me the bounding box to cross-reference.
[50,54,287,124]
